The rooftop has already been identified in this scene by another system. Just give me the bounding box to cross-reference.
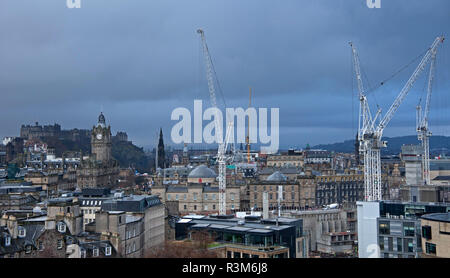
[421,212,450,223]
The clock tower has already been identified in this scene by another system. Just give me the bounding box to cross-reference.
[91,112,112,162]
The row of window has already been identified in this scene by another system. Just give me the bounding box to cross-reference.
[126,228,138,239]
[167,193,235,201]
[379,236,414,253]
[82,209,98,215]
[81,200,102,206]
[319,176,362,182]
[182,204,235,211]
[379,221,416,237]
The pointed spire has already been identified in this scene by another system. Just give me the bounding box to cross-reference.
[98,112,106,127]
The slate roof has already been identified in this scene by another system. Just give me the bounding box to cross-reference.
[101,195,161,213]
[266,171,287,182]
[166,186,188,193]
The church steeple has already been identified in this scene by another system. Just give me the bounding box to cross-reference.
[157,128,165,169]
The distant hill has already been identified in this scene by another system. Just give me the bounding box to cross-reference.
[312,135,450,155]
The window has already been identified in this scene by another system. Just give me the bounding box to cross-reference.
[379,221,390,235]
[230,193,235,201]
[254,193,257,200]
[193,193,197,201]
[132,242,136,252]
[213,205,216,210]
[379,236,384,251]
[403,222,415,237]
[57,222,66,233]
[212,194,216,200]
[183,194,187,200]
[38,241,43,251]
[204,205,208,211]
[422,225,432,240]
[18,227,26,237]
[93,247,99,257]
[388,237,393,252]
[204,194,208,200]
[404,238,414,253]
[184,205,187,210]
[25,245,32,254]
[81,249,86,258]
[175,194,179,200]
[397,238,402,252]
[425,242,436,255]
[194,205,197,210]
[167,194,171,201]
[105,246,112,256]
[57,239,63,250]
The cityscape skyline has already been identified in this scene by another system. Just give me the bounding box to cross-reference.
[1,0,449,148]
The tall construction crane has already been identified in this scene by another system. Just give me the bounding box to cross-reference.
[246,87,252,163]
[416,51,437,185]
[351,36,444,201]
[198,29,233,215]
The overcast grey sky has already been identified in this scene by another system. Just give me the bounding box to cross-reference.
[0,0,449,149]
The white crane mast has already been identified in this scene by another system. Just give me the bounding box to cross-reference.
[218,122,233,215]
[351,36,444,201]
[350,42,381,201]
[416,51,437,185]
[197,29,232,215]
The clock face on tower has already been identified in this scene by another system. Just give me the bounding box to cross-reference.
[96,133,103,140]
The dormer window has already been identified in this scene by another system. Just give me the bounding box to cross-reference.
[25,245,32,254]
[5,236,11,246]
[93,247,99,257]
[18,226,26,238]
[105,246,112,256]
[57,222,66,233]
[80,248,86,258]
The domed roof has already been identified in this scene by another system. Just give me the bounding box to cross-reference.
[188,165,217,179]
[266,171,287,182]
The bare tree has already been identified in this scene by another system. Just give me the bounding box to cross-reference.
[144,231,218,258]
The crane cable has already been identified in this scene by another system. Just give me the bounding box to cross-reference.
[366,47,430,95]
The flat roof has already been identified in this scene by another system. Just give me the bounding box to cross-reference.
[225,226,253,232]
[191,223,210,228]
[248,228,272,234]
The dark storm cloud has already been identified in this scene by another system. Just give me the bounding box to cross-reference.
[0,0,449,148]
